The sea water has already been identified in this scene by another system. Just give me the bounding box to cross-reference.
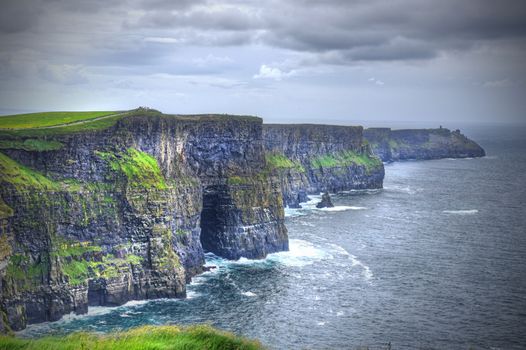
[20,125,526,349]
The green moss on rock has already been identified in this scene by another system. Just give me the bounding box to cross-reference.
[0,152,59,191]
[310,150,382,172]
[96,148,167,190]
[265,153,305,172]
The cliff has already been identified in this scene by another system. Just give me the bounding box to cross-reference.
[0,109,287,332]
[364,127,485,162]
[0,109,486,333]
[263,124,384,207]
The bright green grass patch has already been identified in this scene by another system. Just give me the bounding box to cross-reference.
[0,152,59,190]
[61,253,144,285]
[96,148,167,190]
[0,111,114,129]
[265,153,305,172]
[51,239,102,258]
[0,139,63,152]
[0,325,264,350]
[310,150,382,170]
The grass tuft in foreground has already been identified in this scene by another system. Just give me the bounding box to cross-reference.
[0,325,265,350]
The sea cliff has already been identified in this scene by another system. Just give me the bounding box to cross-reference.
[263,124,384,207]
[364,127,485,162]
[0,109,287,332]
[0,110,486,333]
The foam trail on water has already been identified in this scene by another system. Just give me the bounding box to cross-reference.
[319,206,368,212]
[350,255,373,281]
[443,209,478,215]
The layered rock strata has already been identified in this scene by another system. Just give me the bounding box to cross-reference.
[0,112,287,331]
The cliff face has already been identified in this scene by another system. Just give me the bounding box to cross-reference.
[0,113,287,331]
[263,124,384,207]
[364,127,485,162]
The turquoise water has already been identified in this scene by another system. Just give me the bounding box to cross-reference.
[20,125,526,349]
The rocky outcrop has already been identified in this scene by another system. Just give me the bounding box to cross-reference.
[263,124,384,207]
[0,111,288,331]
[364,127,485,162]
[316,192,334,209]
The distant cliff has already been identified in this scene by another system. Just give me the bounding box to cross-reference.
[364,127,485,162]
[263,124,384,207]
[0,109,287,332]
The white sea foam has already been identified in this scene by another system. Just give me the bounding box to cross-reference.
[384,185,420,195]
[186,290,202,299]
[327,243,351,257]
[319,206,368,212]
[241,291,257,297]
[267,239,333,267]
[350,254,373,281]
[284,207,307,218]
[443,209,478,215]
[122,299,150,307]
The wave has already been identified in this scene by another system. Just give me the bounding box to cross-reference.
[442,209,478,215]
[267,239,333,267]
[241,291,257,297]
[284,207,307,218]
[327,243,351,257]
[319,206,368,212]
[383,185,421,195]
[350,254,373,281]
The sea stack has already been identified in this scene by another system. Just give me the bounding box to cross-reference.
[316,192,334,208]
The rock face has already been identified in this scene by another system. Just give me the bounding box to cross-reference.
[263,124,385,207]
[316,192,334,209]
[364,127,485,162]
[0,112,288,331]
[0,111,487,333]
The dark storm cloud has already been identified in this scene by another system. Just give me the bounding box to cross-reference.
[2,0,525,65]
[117,0,526,64]
[0,0,43,33]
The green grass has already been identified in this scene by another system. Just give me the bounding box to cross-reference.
[265,153,305,172]
[0,109,259,139]
[0,152,59,190]
[51,239,102,258]
[310,150,382,170]
[0,325,264,350]
[97,148,167,190]
[0,139,63,152]
[60,252,144,285]
[0,111,115,129]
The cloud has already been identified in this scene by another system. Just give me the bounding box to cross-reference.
[0,0,43,33]
[482,79,517,88]
[38,64,89,85]
[253,65,296,81]
[368,77,385,86]
[193,54,234,67]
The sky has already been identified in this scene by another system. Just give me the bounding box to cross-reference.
[0,0,525,126]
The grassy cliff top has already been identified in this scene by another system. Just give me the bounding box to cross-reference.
[0,111,117,129]
[0,108,260,139]
[0,325,264,350]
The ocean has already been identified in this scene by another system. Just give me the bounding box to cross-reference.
[20,125,526,349]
